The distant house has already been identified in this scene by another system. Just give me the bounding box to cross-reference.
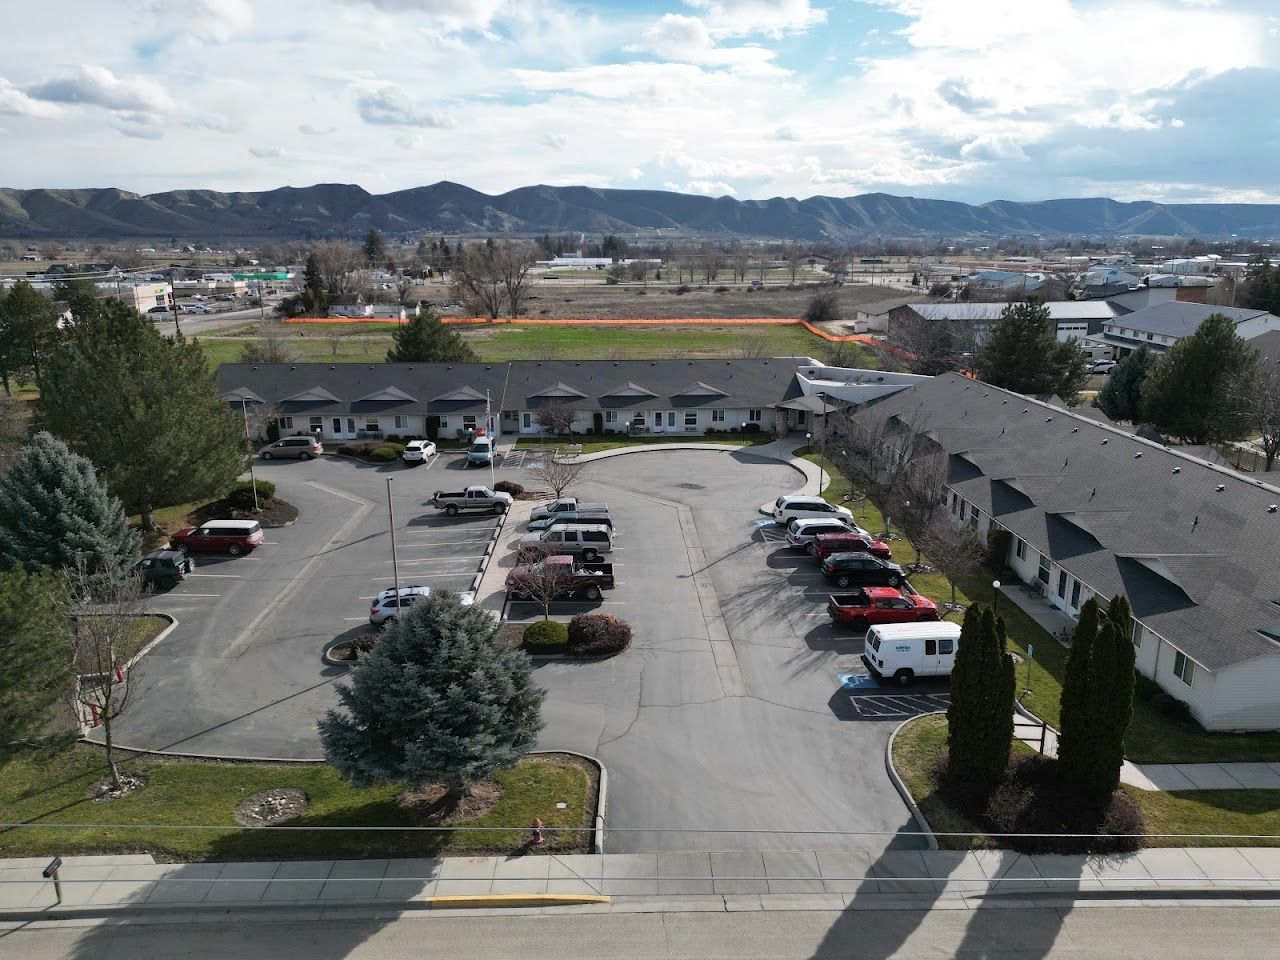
[1099,302,1280,356]
[887,300,1122,344]
[327,303,418,320]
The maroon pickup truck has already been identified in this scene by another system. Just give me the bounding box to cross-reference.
[827,587,939,631]
[811,531,892,562]
[506,555,615,602]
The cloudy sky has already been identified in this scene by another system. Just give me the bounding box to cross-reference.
[1,0,1277,204]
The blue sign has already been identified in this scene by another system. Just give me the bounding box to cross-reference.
[839,673,879,690]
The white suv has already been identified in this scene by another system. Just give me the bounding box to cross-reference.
[368,585,472,625]
[785,517,864,548]
[772,495,853,526]
[402,439,437,463]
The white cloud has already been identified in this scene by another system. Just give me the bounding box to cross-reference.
[355,84,453,127]
[0,77,62,118]
[637,13,781,72]
[361,0,507,32]
[141,0,252,43]
[686,0,826,37]
[543,132,568,149]
[249,145,286,158]
[959,133,1028,162]
[26,65,174,114]
[665,178,736,195]
[298,123,335,136]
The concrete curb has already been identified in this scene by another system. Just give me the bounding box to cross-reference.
[77,613,176,738]
[470,510,508,594]
[548,750,608,855]
[886,712,941,851]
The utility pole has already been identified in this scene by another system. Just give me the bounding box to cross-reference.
[169,268,182,338]
[240,398,260,510]
[387,477,401,600]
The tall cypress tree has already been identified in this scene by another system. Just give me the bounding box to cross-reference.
[947,605,1014,785]
[36,300,245,531]
[982,611,1016,780]
[386,311,478,363]
[1056,597,1100,784]
[1099,594,1136,796]
[0,431,139,579]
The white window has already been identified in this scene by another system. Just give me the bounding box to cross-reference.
[604,410,618,424]
[394,415,409,430]
[712,409,725,422]
[685,411,697,426]
[667,411,676,427]
[463,415,477,427]
[309,416,323,431]
[1131,619,1144,648]
[364,417,379,433]
[1015,537,1027,560]
[748,409,762,422]
[279,416,294,430]
[1037,554,1050,584]
[958,501,967,521]
[1173,650,1195,686]
[521,412,531,429]
[438,417,449,429]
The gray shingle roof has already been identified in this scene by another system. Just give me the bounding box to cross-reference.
[909,301,1121,322]
[1104,302,1276,339]
[861,373,1280,672]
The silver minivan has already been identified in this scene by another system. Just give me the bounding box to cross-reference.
[519,523,613,561]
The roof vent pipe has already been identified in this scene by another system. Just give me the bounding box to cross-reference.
[1216,484,1226,492]
[1134,452,1143,458]
[1271,505,1279,513]
[1173,467,1181,474]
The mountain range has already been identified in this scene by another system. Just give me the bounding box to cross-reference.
[2,181,1279,242]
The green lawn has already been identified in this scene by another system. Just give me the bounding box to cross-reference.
[0,745,594,861]
[798,449,1280,765]
[515,434,773,454]
[894,714,1280,848]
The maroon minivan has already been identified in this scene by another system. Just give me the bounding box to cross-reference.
[170,519,264,556]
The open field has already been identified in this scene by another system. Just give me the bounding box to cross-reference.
[0,745,594,861]
[197,321,871,369]
[894,714,1280,848]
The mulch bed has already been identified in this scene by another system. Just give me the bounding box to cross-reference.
[85,772,146,802]
[189,496,298,528]
[235,788,309,827]
[398,781,506,824]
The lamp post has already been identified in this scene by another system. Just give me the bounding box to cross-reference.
[240,398,260,510]
[806,432,815,493]
[387,477,401,602]
[992,579,1001,615]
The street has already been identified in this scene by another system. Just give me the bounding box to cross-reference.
[7,904,1280,959]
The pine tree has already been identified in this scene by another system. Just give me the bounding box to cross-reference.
[301,252,328,315]
[363,228,387,266]
[0,431,139,579]
[0,280,62,394]
[976,299,1089,402]
[0,568,69,754]
[36,301,245,531]
[1140,313,1257,443]
[947,605,1015,785]
[1099,594,1136,796]
[1056,597,1100,785]
[386,311,478,363]
[318,590,544,803]
[1096,346,1154,422]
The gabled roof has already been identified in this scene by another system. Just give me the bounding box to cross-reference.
[1105,302,1277,339]
[529,381,588,399]
[355,386,417,403]
[221,386,264,404]
[672,380,729,398]
[601,381,658,399]
[431,385,486,403]
[281,386,341,403]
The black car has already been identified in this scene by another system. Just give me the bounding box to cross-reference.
[820,552,906,588]
[133,549,194,590]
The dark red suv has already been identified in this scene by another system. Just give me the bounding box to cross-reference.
[170,519,264,556]
[811,531,892,562]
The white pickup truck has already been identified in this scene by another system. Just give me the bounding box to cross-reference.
[429,485,513,516]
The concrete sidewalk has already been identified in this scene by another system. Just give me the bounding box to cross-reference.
[4,848,1279,917]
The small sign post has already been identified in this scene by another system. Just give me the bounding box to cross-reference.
[43,857,63,905]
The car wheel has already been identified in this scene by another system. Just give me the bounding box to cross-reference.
[836,574,852,588]
[887,574,901,587]
[585,585,602,601]
[445,504,459,516]
[893,668,915,687]
[493,503,506,514]
[851,616,870,633]
[227,544,242,556]
[261,451,273,460]
[382,616,396,626]
[159,575,177,591]
[582,549,599,562]
[301,452,313,460]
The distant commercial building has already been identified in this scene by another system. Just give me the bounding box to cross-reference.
[887,300,1122,344]
[1099,302,1280,356]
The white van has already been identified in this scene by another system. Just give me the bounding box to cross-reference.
[772,495,854,526]
[863,621,961,686]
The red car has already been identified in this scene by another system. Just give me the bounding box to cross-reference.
[170,519,264,556]
[827,587,939,631]
[811,531,892,562]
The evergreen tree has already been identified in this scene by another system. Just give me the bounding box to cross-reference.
[0,431,139,579]
[975,299,1089,402]
[36,300,244,531]
[947,606,1015,785]
[318,590,544,804]
[386,311,478,363]
[0,281,62,394]
[1241,255,1280,315]
[1056,597,1101,785]
[1139,313,1257,443]
[1098,594,1136,796]
[0,568,69,754]
[301,252,328,315]
[1096,346,1153,422]
[363,228,387,266]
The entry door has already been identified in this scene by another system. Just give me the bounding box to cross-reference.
[666,411,676,428]
[331,417,342,437]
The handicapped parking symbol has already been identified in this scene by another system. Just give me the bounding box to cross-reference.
[839,673,880,690]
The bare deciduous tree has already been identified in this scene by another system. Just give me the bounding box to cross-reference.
[59,562,148,791]
[496,243,536,318]
[532,453,589,499]
[701,244,723,283]
[239,323,301,364]
[452,245,506,320]
[735,335,767,359]
[1232,355,1280,471]
[533,400,577,436]
[508,553,575,621]
[312,241,360,298]
[917,523,984,610]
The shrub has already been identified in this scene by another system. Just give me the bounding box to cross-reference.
[523,620,569,649]
[336,444,363,457]
[369,443,405,462]
[742,422,761,434]
[228,479,276,509]
[568,613,632,656]
[353,634,379,654]
[674,284,691,295]
[714,285,730,293]
[804,291,842,324]
[494,480,524,497]
[384,434,402,443]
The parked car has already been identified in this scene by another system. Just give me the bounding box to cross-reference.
[827,587,939,632]
[402,439,437,463]
[863,621,961,686]
[1089,359,1118,374]
[170,519,264,556]
[785,517,859,549]
[527,509,613,533]
[820,551,907,588]
[132,549,194,590]
[430,486,512,516]
[519,523,613,561]
[812,531,892,561]
[506,555,615,601]
[772,495,853,526]
[369,584,473,625]
[181,303,211,314]
[530,497,607,521]
[466,435,496,467]
[146,305,170,315]
[259,436,322,460]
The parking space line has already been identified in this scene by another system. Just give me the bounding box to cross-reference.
[186,573,241,579]
[153,592,220,598]
[397,538,492,546]
[369,575,475,583]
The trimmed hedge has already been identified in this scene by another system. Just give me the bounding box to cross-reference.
[494,480,524,497]
[523,620,569,648]
[369,443,406,462]
[228,479,276,510]
[568,613,632,656]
